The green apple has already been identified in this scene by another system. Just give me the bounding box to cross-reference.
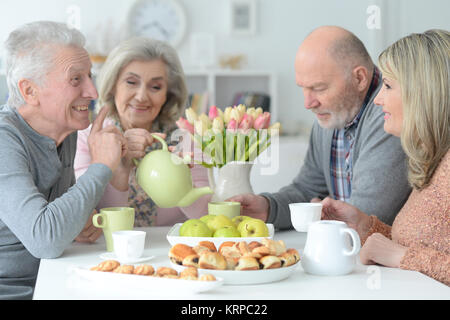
[200,214,216,225]
[213,225,241,238]
[232,215,252,228]
[239,218,269,237]
[179,219,212,237]
[206,215,234,233]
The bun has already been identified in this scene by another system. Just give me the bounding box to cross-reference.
[179,266,198,280]
[218,241,236,254]
[182,254,200,268]
[235,257,260,271]
[198,241,217,252]
[198,252,227,270]
[259,255,282,269]
[169,244,197,265]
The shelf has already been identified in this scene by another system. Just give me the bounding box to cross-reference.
[184,69,278,121]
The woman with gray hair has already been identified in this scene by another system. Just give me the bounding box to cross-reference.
[75,37,211,226]
[321,29,449,285]
[0,21,124,299]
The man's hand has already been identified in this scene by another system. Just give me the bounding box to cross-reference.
[75,210,103,243]
[227,193,270,222]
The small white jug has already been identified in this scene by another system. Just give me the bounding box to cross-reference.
[301,220,360,276]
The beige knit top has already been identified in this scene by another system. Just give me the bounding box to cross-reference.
[362,150,449,286]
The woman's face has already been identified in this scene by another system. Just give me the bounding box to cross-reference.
[374,76,403,137]
[114,59,168,131]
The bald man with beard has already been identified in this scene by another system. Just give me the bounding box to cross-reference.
[229,26,412,229]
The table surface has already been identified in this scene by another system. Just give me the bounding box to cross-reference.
[33,226,450,300]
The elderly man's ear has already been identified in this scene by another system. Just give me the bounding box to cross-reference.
[18,79,40,106]
[352,66,370,93]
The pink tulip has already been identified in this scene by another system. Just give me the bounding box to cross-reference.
[176,117,194,134]
[238,116,252,133]
[226,118,238,132]
[253,112,271,129]
[240,113,254,128]
[208,105,219,120]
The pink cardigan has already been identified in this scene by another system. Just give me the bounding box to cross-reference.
[362,150,449,285]
[74,119,211,226]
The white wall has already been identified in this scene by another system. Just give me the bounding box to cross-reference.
[0,0,448,132]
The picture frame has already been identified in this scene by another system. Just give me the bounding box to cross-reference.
[230,0,257,36]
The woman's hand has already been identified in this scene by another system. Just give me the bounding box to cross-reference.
[360,233,407,268]
[122,129,166,167]
[227,194,270,222]
[320,197,372,237]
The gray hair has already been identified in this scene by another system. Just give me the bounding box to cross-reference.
[95,37,187,130]
[328,32,374,76]
[4,21,86,108]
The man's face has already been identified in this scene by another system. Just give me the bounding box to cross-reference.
[36,45,98,135]
[295,51,362,129]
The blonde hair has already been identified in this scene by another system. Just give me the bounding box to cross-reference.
[378,29,450,190]
[95,37,187,130]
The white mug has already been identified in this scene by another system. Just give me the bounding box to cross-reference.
[301,220,361,276]
[289,203,322,232]
[112,230,146,261]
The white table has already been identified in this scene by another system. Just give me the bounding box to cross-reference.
[33,227,450,300]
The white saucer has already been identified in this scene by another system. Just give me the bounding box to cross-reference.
[99,252,155,264]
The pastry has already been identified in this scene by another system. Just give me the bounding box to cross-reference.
[113,265,134,274]
[180,266,198,279]
[169,244,197,265]
[134,264,155,276]
[199,274,216,281]
[218,241,236,254]
[156,266,178,277]
[251,245,271,259]
[198,252,227,270]
[192,245,211,256]
[235,257,260,271]
[90,260,120,272]
[262,239,287,256]
[248,241,263,251]
[278,251,297,267]
[182,254,200,268]
[198,241,217,252]
[259,255,282,269]
[286,248,301,263]
[236,241,251,256]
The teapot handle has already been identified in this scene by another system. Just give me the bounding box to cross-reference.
[341,227,361,256]
[132,134,168,167]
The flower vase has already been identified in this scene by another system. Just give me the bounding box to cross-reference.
[207,161,254,202]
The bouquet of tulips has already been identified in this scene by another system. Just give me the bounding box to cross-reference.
[176,104,281,168]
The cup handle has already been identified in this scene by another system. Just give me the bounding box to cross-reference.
[92,213,106,228]
[341,228,361,256]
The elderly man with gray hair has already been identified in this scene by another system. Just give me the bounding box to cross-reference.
[230,26,411,229]
[0,21,125,299]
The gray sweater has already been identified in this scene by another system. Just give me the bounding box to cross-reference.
[262,87,411,229]
[0,105,112,300]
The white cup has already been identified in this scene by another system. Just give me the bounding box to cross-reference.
[289,202,322,232]
[112,230,146,261]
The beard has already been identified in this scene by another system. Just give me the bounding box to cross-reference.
[315,85,363,130]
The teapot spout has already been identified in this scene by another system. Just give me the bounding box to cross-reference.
[177,187,213,207]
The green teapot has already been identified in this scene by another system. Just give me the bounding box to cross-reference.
[133,134,213,208]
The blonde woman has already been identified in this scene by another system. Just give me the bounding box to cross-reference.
[75,37,210,226]
[320,29,449,285]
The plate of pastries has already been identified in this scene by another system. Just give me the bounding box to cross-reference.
[168,239,301,285]
[71,260,224,294]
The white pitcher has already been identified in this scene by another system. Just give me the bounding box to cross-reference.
[301,220,361,276]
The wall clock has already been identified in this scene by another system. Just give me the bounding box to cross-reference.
[127,0,187,47]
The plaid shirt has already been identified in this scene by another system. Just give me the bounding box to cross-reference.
[330,67,381,201]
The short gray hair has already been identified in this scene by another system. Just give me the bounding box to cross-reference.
[4,21,86,108]
[95,37,187,130]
